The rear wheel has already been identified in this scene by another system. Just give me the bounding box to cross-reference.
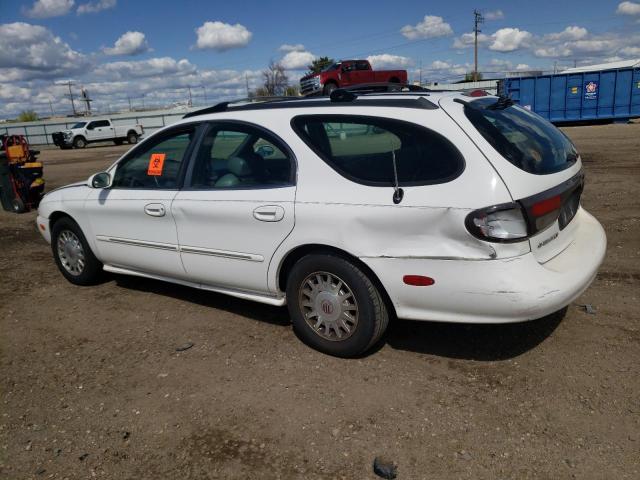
[73,136,86,149]
[286,254,389,357]
[51,217,103,285]
[127,132,138,144]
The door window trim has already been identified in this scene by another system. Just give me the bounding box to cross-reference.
[182,120,297,191]
[110,122,205,191]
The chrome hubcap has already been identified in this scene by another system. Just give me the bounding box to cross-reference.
[57,230,85,276]
[299,272,358,341]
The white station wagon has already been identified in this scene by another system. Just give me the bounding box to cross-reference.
[37,88,606,357]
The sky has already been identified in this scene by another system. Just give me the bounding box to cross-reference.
[0,0,639,118]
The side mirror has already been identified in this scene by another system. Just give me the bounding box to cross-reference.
[89,172,111,189]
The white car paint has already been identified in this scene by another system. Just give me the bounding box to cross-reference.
[37,91,606,323]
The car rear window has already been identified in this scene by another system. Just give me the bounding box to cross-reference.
[463,97,578,175]
[292,115,464,186]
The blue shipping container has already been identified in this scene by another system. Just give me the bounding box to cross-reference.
[501,67,640,123]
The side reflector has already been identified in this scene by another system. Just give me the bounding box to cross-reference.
[531,195,562,217]
[39,224,46,231]
[403,275,435,286]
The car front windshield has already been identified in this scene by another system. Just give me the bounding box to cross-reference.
[72,122,87,129]
[464,97,578,175]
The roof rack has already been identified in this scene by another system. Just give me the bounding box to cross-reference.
[183,96,302,118]
[182,87,439,118]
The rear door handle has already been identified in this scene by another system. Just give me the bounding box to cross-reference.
[253,205,285,222]
[144,203,166,217]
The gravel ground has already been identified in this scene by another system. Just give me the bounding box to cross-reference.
[1,125,639,479]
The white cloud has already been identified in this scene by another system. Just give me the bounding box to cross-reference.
[544,26,588,42]
[0,22,89,81]
[484,10,504,21]
[93,57,197,80]
[616,1,640,15]
[489,28,532,52]
[195,21,252,51]
[367,54,413,69]
[77,0,116,14]
[429,60,452,70]
[280,50,316,70]
[279,43,305,52]
[24,0,74,18]
[453,32,490,49]
[401,15,453,40]
[103,31,150,56]
[516,63,531,70]
[620,45,640,55]
[533,46,572,58]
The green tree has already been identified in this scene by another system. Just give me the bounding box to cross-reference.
[17,110,38,122]
[306,56,334,75]
[464,72,483,82]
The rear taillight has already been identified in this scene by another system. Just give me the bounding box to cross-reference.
[465,203,528,243]
[466,171,584,244]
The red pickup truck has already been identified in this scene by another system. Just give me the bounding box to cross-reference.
[300,59,408,96]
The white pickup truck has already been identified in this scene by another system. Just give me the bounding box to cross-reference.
[52,119,144,149]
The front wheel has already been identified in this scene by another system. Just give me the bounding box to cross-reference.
[286,254,389,357]
[51,217,103,285]
[323,83,337,96]
[73,136,86,149]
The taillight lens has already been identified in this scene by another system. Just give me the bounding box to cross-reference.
[465,203,528,243]
[530,194,562,231]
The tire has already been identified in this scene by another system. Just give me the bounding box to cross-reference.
[11,197,26,213]
[51,217,103,286]
[114,139,124,146]
[286,253,389,357]
[73,136,86,149]
[323,83,337,96]
[127,132,138,144]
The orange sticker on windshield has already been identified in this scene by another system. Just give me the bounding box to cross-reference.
[147,153,165,176]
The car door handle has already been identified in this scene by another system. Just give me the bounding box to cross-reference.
[253,205,285,222]
[144,203,166,217]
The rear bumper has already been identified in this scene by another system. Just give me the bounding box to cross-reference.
[361,207,606,323]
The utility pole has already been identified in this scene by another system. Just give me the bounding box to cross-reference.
[419,59,423,86]
[553,61,558,74]
[127,96,132,111]
[49,100,55,117]
[473,9,484,82]
[245,74,250,97]
[187,86,193,107]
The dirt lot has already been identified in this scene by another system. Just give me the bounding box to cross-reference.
[1,126,639,480]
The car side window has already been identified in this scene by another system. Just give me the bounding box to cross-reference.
[189,124,293,189]
[111,127,196,189]
[94,120,110,128]
[293,115,465,186]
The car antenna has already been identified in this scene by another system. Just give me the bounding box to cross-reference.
[390,144,404,204]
